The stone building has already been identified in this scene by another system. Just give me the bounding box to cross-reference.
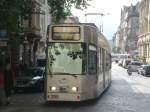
[112,30,122,53]
[113,3,139,54]
[125,4,139,53]
[137,0,150,63]
[18,0,51,67]
[113,6,130,53]
[119,6,129,53]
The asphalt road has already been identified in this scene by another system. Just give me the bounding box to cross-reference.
[1,63,150,112]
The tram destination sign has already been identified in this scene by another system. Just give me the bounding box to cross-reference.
[52,26,80,40]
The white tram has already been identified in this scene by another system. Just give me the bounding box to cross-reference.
[45,23,111,101]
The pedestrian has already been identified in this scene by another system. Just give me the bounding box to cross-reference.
[0,61,5,106]
[3,60,14,105]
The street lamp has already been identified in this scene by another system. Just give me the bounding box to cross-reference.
[85,13,105,32]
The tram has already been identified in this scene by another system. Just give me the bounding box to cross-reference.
[44,23,111,101]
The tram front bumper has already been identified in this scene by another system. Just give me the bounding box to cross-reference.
[46,93,84,101]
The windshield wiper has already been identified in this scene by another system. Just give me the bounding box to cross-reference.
[51,72,76,75]
[50,72,79,77]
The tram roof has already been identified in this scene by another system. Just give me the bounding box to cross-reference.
[98,32,111,52]
[50,23,111,52]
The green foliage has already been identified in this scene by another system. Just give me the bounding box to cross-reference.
[48,0,91,23]
[0,0,18,32]
[0,0,92,46]
[0,0,34,31]
[0,0,34,47]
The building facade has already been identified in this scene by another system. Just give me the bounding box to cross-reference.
[119,6,129,53]
[0,30,9,69]
[113,3,139,55]
[125,4,139,54]
[112,31,122,53]
[137,0,150,63]
[18,0,51,67]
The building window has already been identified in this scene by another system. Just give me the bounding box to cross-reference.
[0,30,7,39]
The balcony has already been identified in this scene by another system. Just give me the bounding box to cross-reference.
[21,15,43,39]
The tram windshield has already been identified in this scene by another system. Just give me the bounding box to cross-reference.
[47,43,86,75]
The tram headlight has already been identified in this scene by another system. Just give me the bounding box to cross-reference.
[71,87,78,92]
[51,86,57,91]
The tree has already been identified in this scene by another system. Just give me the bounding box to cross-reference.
[0,0,34,47]
[48,0,91,23]
[0,0,92,45]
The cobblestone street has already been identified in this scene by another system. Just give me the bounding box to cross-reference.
[1,63,150,112]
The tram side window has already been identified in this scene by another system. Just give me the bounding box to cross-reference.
[99,48,103,72]
[88,50,97,74]
[101,48,105,72]
[106,53,111,70]
[109,54,112,69]
[106,53,110,71]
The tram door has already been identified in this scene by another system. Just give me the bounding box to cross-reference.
[102,49,105,89]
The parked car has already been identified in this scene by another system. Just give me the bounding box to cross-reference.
[127,61,143,72]
[138,65,150,76]
[14,67,45,92]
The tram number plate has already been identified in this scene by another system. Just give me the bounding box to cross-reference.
[60,87,67,92]
[51,95,59,99]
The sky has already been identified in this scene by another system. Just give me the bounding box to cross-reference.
[71,0,141,40]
